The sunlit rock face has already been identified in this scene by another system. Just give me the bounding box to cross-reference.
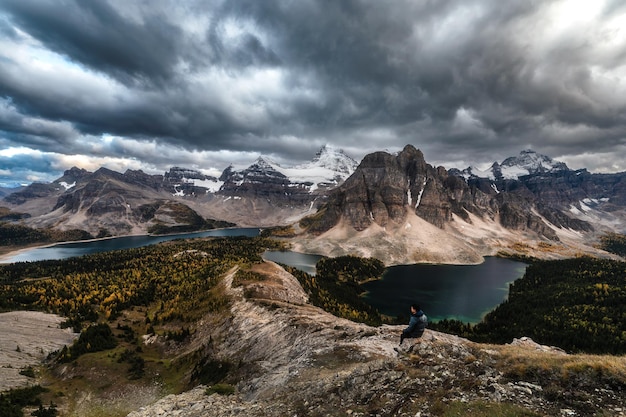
[305,145,566,239]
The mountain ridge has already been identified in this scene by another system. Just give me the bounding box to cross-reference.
[121,261,626,417]
[292,145,625,264]
[451,149,572,180]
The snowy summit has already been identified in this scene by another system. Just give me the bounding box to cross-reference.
[225,145,359,193]
[458,150,570,180]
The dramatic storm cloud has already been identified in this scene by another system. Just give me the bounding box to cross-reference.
[1,0,626,186]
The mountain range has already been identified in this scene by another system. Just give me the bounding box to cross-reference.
[2,144,625,264]
[450,149,570,180]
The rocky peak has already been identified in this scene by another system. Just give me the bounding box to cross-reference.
[224,157,288,185]
[123,169,164,189]
[53,167,91,191]
[302,145,563,243]
[458,150,570,181]
[305,145,456,233]
[163,167,222,195]
[218,148,358,204]
[165,167,215,182]
[250,156,280,172]
[310,144,359,175]
[218,165,236,182]
[498,149,569,179]
[59,167,90,182]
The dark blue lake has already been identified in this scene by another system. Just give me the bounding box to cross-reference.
[362,258,527,323]
[0,228,260,263]
[258,251,527,324]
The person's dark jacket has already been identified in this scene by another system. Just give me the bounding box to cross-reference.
[402,310,427,339]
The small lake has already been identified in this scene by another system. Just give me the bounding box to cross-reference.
[362,258,527,324]
[0,228,260,263]
[258,251,527,324]
[263,250,324,276]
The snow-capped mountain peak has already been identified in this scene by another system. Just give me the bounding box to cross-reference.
[250,156,281,171]
[498,149,568,179]
[220,145,358,195]
[457,150,570,180]
[308,144,359,175]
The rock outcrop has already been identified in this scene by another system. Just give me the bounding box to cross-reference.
[304,145,564,240]
[0,311,78,392]
[126,262,626,417]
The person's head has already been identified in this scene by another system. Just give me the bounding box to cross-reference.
[410,304,420,314]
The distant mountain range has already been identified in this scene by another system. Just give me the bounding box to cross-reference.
[2,145,625,264]
[163,145,359,199]
[450,149,571,180]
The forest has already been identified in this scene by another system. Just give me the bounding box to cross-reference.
[283,255,386,326]
[433,256,626,354]
[3,237,625,355]
[0,236,386,415]
[597,232,626,257]
[0,236,286,329]
[0,222,95,247]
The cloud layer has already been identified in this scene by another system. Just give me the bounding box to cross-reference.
[1,0,626,186]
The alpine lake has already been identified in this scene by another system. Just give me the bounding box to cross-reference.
[1,228,526,324]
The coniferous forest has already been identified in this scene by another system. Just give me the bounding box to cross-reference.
[284,255,386,326]
[2,238,626,356]
[433,256,626,354]
[0,237,286,328]
[0,236,388,415]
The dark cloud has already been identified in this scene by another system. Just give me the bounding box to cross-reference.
[1,0,626,185]
[1,0,186,85]
[0,152,57,187]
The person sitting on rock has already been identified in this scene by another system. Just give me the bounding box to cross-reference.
[400,304,427,345]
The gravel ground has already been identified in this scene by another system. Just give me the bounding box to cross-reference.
[0,311,78,391]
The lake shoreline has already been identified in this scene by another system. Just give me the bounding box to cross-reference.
[362,257,528,324]
[0,226,262,263]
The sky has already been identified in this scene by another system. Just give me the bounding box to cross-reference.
[1,0,626,187]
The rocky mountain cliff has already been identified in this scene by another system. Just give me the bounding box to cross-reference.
[303,145,559,235]
[453,149,570,180]
[3,167,169,236]
[294,145,626,264]
[218,145,358,201]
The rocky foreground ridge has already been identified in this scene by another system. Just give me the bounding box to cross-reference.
[126,262,626,417]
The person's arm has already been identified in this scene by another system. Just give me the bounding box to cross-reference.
[403,316,418,335]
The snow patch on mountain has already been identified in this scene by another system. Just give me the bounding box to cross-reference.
[457,150,570,180]
[224,145,358,193]
[59,181,76,190]
[195,178,224,192]
[499,149,569,179]
[459,166,496,180]
[165,166,223,195]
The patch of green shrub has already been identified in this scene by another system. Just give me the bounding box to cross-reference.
[205,384,235,396]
